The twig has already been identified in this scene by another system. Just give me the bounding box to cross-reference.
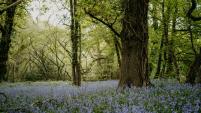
[0,0,22,15]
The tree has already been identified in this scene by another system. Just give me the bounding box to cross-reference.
[83,0,122,70]
[155,0,168,78]
[70,0,81,86]
[154,0,180,79]
[187,0,201,21]
[186,48,201,84]
[0,0,20,81]
[118,0,150,87]
[186,0,201,84]
[170,1,180,80]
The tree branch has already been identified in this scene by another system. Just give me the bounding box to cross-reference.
[0,0,22,15]
[0,3,8,5]
[58,40,72,58]
[0,24,4,32]
[84,8,121,38]
[84,8,122,52]
[187,0,201,21]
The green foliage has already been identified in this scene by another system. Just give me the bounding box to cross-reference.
[2,0,201,82]
[93,102,109,113]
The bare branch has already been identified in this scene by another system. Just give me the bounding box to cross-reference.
[111,15,118,26]
[0,0,22,15]
[84,8,122,54]
[84,8,121,38]
[58,41,72,58]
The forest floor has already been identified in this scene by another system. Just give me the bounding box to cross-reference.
[0,79,201,113]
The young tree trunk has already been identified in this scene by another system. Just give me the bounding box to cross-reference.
[155,35,164,78]
[173,53,180,80]
[118,0,150,88]
[113,35,121,69]
[170,3,180,79]
[152,2,159,31]
[188,20,197,55]
[78,24,81,85]
[70,0,81,86]
[162,1,171,76]
[0,0,17,82]
[155,0,167,78]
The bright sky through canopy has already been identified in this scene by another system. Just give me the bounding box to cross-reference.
[27,0,70,27]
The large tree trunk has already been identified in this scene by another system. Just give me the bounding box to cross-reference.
[70,0,81,86]
[187,0,201,21]
[118,0,150,88]
[186,48,201,84]
[185,0,201,84]
[0,0,17,82]
[186,20,200,84]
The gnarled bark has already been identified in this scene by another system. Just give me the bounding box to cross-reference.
[186,48,201,84]
[118,0,150,88]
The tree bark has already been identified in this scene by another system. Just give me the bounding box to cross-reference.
[114,35,121,68]
[171,3,180,79]
[187,0,201,21]
[188,20,197,55]
[0,0,17,82]
[155,36,164,78]
[118,0,150,88]
[70,0,81,86]
[186,20,201,84]
[155,0,168,78]
[161,0,171,76]
[186,48,201,84]
[152,2,159,31]
[167,2,180,78]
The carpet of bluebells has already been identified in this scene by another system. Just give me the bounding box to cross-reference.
[0,79,201,113]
